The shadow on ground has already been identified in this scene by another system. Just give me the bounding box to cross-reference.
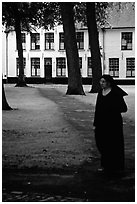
[3,159,135,202]
[3,86,135,202]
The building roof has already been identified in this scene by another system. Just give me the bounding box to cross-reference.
[76,3,135,31]
[105,2,135,29]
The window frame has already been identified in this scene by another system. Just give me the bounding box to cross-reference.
[21,33,26,50]
[79,57,82,75]
[87,57,92,77]
[31,58,40,77]
[121,32,132,50]
[126,57,135,77]
[16,57,26,76]
[76,32,84,49]
[16,33,26,50]
[56,57,66,77]
[45,33,54,50]
[109,58,119,77]
[30,33,40,50]
[59,33,65,50]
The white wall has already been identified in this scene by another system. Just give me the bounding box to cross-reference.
[103,28,135,78]
[8,31,16,77]
[2,31,6,78]
[2,25,135,80]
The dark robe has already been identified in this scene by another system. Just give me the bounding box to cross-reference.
[94,89,127,172]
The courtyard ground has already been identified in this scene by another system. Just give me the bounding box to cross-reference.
[2,84,135,202]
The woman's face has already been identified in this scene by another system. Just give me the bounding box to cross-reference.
[100,78,111,89]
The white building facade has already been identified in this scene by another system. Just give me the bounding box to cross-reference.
[2,24,135,84]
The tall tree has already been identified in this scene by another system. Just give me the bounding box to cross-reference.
[2,2,61,87]
[86,2,102,93]
[2,2,27,87]
[2,2,110,92]
[60,3,85,95]
[2,80,12,110]
[13,3,26,87]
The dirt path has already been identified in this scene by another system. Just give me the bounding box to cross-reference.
[3,86,97,170]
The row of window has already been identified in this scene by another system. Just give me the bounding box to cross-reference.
[109,58,135,77]
[17,57,135,78]
[21,32,133,51]
[21,32,84,50]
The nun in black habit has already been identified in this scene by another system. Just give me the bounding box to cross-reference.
[93,75,128,175]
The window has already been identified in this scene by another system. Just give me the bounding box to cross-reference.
[22,33,26,50]
[16,58,26,76]
[16,33,26,50]
[126,58,135,77]
[79,57,82,75]
[59,33,65,50]
[59,32,84,50]
[56,58,66,76]
[45,33,54,50]
[76,32,84,49]
[87,57,92,77]
[31,58,40,76]
[31,33,40,50]
[109,58,119,77]
[121,32,132,50]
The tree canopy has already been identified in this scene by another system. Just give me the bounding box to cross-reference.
[2,2,110,31]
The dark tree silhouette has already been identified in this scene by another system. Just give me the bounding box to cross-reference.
[2,80,12,110]
[13,3,27,87]
[86,2,102,93]
[60,3,85,95]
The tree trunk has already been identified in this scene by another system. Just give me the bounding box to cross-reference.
[13,3,27,87]
[2,80,12,110]
[60,3,85,95]
[86,2,102,93]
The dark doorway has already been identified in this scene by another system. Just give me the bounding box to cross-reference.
[44,58,52,82]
